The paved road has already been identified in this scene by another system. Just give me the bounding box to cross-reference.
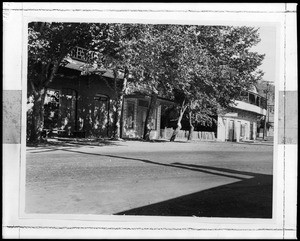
[26,140,273,217]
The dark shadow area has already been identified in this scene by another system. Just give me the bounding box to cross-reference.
[26,141,83,148]
[171,163,267,177]
[115,174,273,218]
[27,145,273,217]
[56,138,123,147]
[27,138,122,148]
[122,138,190,144]
[27,137,193,148]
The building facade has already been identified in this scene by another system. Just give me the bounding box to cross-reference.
[28,46,268,142]
[27,47,170,140]
[216,86,267,142]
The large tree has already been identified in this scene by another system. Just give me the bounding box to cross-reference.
[166,25,265,141]
[27,22,109,143]
[115,24,265,142]
[28,23,265,143]
[129,24,177,140]
[90,23,149,139]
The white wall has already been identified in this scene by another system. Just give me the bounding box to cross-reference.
[217,116,226,141]
[232,100,267,116]
[217,116,257,142]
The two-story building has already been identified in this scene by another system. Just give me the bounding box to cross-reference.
[29,46,171,140]
[216,86,267,142]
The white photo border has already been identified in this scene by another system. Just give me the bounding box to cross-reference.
[3,2,297,239]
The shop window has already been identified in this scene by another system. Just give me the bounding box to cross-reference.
[126,101,135,129]
[93,94,109,137]
[241,124,246,137]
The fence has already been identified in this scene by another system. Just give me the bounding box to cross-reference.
[160,128,215,141]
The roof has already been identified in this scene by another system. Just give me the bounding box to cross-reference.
[249,85,258,94]
[125,93,174,104]
[64,57,125,79]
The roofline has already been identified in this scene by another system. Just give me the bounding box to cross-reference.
[125,94,174,104]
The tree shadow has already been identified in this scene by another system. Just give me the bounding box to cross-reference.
[40,149,255,181]
[122,138,190,144]
[115,163,272,218]
[27,147,273,218]
[27,139,122,154]
[171,162,268,177]
[27,138,122,149]
[115,174,272,218]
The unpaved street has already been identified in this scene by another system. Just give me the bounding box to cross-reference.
[26,140,273,218]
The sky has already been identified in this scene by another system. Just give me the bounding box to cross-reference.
[251,26,277,83]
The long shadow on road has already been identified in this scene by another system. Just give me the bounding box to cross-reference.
[29,148,272,218]
[42,148,257,181]
[114,162,272,218]
[116,173,273,218]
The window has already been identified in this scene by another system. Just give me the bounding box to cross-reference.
[138,99,149,107]
[241,124,246,137]
[249,94,256,105]
[256,96,260,106]
[268,105,274,114]
[126,101,135,129]
[150,108,157,130]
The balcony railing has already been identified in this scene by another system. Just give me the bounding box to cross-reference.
[238,91,267,110]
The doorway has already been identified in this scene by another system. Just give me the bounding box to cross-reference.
[137,107,148,138]
[228,120,235,141]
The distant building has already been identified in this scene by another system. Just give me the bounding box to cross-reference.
[266,103,274,137]
[216,85,267,142]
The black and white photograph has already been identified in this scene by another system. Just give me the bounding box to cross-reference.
[3,3,297,239]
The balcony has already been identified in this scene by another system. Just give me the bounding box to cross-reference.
[239,91,267,109]
[230,91,267,116]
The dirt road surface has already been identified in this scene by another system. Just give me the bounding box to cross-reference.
[26,140,273,218]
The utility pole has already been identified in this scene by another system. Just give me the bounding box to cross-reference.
[263,82,270,140]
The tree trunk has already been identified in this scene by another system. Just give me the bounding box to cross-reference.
[111,97,123,139]
[111,69,128,140]
[143,93,158,141]
[28,89,47,143]
[187,110,194,141]
[170,103,187,142]
[28,61,61,144]
[188,110,195,141]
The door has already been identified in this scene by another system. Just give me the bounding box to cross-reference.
[250,122,254,140]
[137,107,148,138]
[228,120,235,141]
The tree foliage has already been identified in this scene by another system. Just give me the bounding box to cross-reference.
[27,22,108,142]
[27,22,265,143]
